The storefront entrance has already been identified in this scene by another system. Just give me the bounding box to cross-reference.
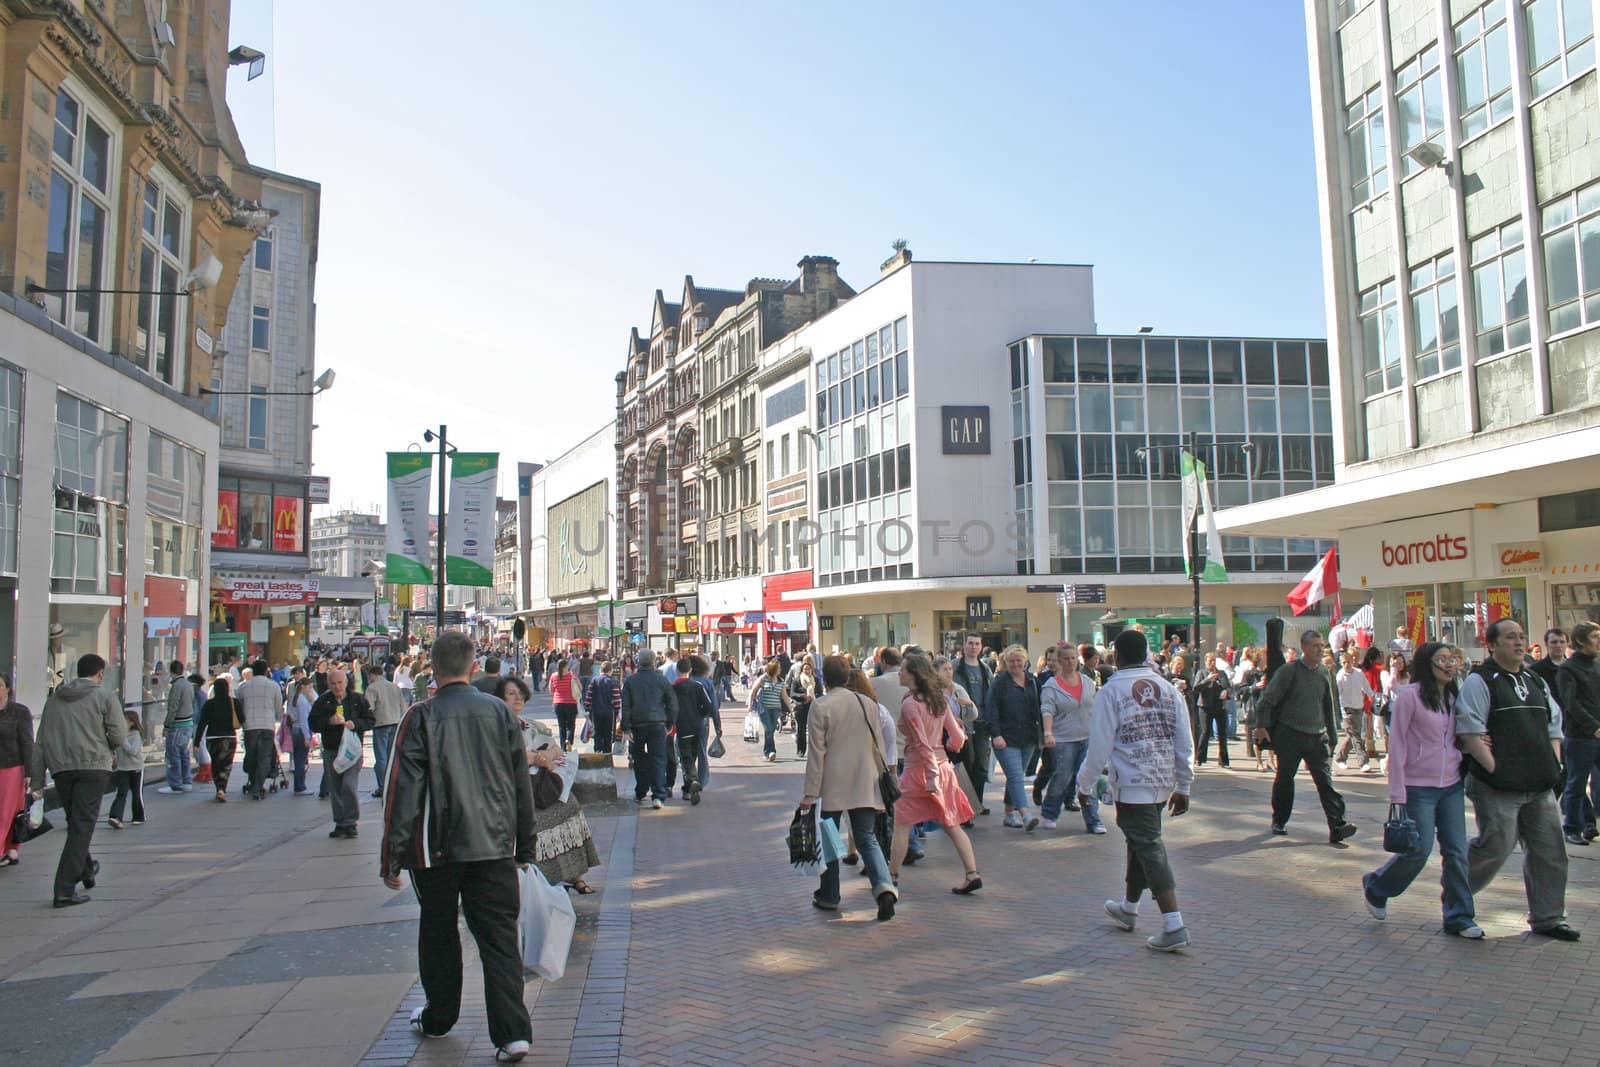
[935,609,1028,657]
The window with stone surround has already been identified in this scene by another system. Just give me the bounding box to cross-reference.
[1359,279,1402,395]
[1525,0,1595,97]
[1541,179,1600,335]
[1409,252,1462,379]
[1455,1,1514,140]
[1470,219,1531,359]
[1396,45,1445,176]
[45,85,114,347]
[135,173,190,385]
[1346,86,1388,206]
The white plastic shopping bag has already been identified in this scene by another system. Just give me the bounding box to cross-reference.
[331,727,362,773]
[520,865,576,981]
[742,711,761,743]
[27,795,44,829]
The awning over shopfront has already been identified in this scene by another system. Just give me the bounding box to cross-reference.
[1216,423,1600,539]
[313,576,376,607]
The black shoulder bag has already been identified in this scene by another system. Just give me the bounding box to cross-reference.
[854,694,901,806]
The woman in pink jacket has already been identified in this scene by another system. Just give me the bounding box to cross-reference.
[1361,642,1482,938]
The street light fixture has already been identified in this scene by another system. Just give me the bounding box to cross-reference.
[201,367,336,398]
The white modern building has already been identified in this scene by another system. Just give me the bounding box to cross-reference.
[525,422,617,649]
[782,253,1339,659]
[1218,0,1600,662]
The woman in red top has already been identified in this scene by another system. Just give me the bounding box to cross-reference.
[549,661,579,751]
[889,651,982,895]
[1361,646,1386,765]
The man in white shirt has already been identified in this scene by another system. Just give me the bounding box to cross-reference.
[365,668,408,799]
[1333,651,1376,772]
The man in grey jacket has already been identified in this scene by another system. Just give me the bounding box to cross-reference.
[31,653,125,907]
[620,649,677,809]
[158,660,195,794]
[366,667,407,799]
[236,660,283,800]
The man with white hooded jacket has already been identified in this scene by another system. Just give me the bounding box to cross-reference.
[1075,628,1195,952]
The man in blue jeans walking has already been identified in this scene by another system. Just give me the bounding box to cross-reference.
[620,649,676,809]
[1556,621,1600,844]
[157,661,195,794]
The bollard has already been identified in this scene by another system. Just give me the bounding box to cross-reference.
[572,751,619,805]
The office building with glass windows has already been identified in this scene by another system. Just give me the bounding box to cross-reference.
[1218,0,1600,664]
[777,253,1340,660]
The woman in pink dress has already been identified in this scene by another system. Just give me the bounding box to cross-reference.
[889,651,982,894]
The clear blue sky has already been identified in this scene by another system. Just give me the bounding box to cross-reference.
[226,0,1326,516]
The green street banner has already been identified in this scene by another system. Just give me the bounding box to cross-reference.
[385,452,434,584]
[1180,450,1228,584]
[446,452,497,587]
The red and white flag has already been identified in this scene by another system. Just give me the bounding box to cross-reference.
[1287,547,1339,616]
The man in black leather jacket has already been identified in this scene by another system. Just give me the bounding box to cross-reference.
[380,632,535,1061]
[621,648,677,809]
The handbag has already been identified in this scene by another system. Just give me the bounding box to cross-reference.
[332,726,363,773]
[519,865,577,981]
[12,805,51,843]
[708,735,726,759]
[853,694,901,807]
[1382,802,1421,854]
[787,804,820,867]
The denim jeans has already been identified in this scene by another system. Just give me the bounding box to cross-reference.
[164,724,192,789]
[817,809,893,902]
[371,724,398,791]
[759,708,778,758]
[291,732,309,793]
[1365,780,1474,931]
[1562,736,1600,834]
[630,722,670,801]
[1042,739,1101,828]
[993,742,1037,811]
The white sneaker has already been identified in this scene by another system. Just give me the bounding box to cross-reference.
[1104,900,1137,931]
[1453,924,1486,939]
[1090,824,1108,835]
[157,786,180,794]
[1335,761,1348,772]
[409,1005,447,1038]
[496,1040,530,1063]
[180,784,194,792]
[651,797,663,809]
[1039,818,1057,829]
[1146,926,1190,952]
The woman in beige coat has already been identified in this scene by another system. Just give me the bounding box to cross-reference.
[801,655,898,921]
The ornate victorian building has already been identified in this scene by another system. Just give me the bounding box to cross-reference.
[614,277,741,643]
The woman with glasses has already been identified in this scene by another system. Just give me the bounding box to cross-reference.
[1361,642,1482,939]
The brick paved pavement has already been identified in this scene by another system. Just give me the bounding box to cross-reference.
[11,688,1599,1066]
[364,710,1600,1066]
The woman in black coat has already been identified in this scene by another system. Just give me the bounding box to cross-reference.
[196,678,242,802]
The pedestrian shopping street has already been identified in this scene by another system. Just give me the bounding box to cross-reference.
[2,691,1598,1067]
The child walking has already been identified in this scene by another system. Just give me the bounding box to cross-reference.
[108,710,145,829]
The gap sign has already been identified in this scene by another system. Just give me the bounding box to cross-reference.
[941,406,990,454]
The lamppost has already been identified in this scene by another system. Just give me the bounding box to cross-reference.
[1136,431,1253,733]
[422,427,457,637]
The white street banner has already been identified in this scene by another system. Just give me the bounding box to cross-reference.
[447,452,497,587]
[385,452,433,585]
[1180,450,1228,584]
